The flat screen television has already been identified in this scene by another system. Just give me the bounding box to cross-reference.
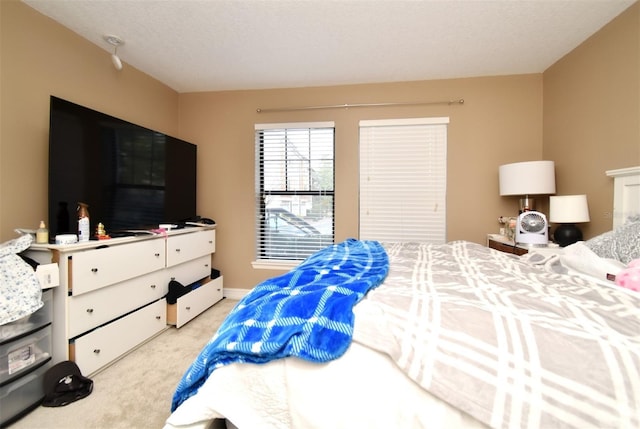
[48,96,197,237]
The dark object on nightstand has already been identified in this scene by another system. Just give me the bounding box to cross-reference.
[553,223,583,247]
[487,237,528,256]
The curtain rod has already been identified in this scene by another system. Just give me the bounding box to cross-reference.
[256,98,464,113]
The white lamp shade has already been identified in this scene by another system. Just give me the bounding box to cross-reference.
[549,194,590,223]
[499,161,556,196]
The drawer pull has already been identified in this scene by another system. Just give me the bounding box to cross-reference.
[156,316,161,320]
[93,349,101,354]
[175,248,181,253]
[154,253,160,257]
[186,306,191,311]
[208,240,213,244]
[86,308,94,314]
[91,268,98,273]
[150,284,156,289]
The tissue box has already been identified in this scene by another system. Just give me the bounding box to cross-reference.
[35,263,59,289]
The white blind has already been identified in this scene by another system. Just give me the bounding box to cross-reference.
[255,122,335,261]
[359,117,448,243]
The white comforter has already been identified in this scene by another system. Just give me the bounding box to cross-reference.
[165,341,485,429]
[0,234,42,325]
[523,241,627,286]
[166,241,640,429]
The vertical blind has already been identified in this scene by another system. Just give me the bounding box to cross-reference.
[255,122,335,261]
[359,117,449,243]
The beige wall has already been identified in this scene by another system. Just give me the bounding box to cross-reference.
[179,76,543,288]
[0,0,179,240]
[1,1,637,291]
[543,1,640,238]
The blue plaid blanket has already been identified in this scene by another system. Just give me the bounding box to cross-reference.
[171,238,389,411]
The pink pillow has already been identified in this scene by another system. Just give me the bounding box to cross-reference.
[615,258,640,292]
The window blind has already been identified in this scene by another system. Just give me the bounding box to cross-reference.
[255,122,335,261]
[359,117,448,243]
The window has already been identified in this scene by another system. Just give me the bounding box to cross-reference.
[359,117,449,243]
[255,122,335,262]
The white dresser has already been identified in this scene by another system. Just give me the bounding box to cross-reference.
[26,227,223,376]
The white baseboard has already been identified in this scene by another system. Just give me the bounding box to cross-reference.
[223,287,250,300]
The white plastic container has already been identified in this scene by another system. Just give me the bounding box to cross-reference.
[77,202,90,242]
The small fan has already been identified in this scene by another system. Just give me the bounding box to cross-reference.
[515,211,549,245]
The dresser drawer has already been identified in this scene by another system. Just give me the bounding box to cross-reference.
[167,255,212,287]
[71,299,166,376]
[0,360,50,427]
[69,239,165,295]
[166,229,215,267]
[167,276,224,328]
[68,270,167,338]
[0,325,51,385]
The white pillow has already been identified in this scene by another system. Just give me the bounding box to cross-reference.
[560,242,626,283]
[585,215,640,265]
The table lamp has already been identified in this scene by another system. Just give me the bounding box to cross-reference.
[499,161,556,213]
[549,194,590,247]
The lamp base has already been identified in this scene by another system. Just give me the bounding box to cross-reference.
[553,224,583,247]
[519,197,535,213]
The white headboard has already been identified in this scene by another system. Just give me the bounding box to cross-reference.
[606,166,640,228]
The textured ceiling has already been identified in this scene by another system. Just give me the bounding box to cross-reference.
[22,0,636,93]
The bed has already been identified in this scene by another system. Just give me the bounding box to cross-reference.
[164,168,640,429]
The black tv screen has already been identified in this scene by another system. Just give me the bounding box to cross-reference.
[48,96,197,236]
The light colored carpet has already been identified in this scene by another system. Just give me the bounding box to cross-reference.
[9,298,238,429]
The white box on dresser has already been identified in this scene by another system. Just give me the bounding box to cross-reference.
[25,226,222,376]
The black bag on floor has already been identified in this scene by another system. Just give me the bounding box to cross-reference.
[42,361,93,407]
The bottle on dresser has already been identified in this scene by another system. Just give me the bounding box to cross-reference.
[77,202,90,242]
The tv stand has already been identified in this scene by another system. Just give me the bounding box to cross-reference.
[25,226,223,376]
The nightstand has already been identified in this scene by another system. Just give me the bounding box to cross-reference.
[487,234,563,256]
[487,234,529,255]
